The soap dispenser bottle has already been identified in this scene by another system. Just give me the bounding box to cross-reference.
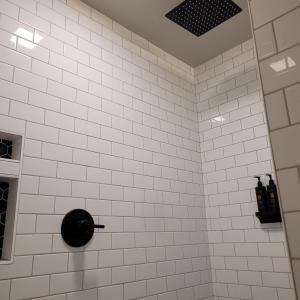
[254,176,268,213]
[266,174,280,211]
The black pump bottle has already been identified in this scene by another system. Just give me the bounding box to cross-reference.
[266,174,280,211]
[254,176,268,212]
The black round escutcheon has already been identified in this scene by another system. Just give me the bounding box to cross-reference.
[61,209,105,247]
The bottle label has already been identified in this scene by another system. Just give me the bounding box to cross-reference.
[270,192,276,204]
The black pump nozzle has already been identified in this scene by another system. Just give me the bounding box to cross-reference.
[266,174,275,185]
[254,176,263,186]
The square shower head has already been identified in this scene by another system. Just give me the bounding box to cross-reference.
[165,0,242,37]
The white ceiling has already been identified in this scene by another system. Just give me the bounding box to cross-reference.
[82,0,253,67]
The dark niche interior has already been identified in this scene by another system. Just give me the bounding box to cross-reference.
[0,182,9,259]
[0,139,12,159]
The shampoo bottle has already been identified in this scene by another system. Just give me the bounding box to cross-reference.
[266,174,280,211]
[254,176,268,212]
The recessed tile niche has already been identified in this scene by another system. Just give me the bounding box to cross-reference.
[0,130,23,263]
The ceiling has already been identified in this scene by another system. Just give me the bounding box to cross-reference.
[82,0,253,67]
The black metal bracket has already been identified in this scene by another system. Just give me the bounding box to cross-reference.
[255,211,282,224]
[61,209,105,247]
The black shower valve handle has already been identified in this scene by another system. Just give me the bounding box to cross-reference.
[77,219,105,230]
[92,224,105,229]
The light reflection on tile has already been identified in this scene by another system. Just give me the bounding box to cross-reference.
[17,38,36,50]
[260,44,300,93]
[14,27,33,41]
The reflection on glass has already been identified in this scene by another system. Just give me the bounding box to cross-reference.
[270,56,296,73]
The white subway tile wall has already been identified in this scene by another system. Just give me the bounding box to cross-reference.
[0,0,297,299]
[195,37,295,299]
[250,0,300,298]
[0,0,211,300]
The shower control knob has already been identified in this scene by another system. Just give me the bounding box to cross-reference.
[61,209,105,247]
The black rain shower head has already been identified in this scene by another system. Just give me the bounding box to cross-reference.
[165,0,242,37]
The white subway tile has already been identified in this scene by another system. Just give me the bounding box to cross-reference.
[112,266,135,284]
[112,232,134,249]
[68,0,91,16]
[0,79,28,103]
[112,143,133,159]
[35,30,63,54]
[63,71,88,92]
[101,126,123,143]
[0,13,34,40]
[112,170,134,186]
[57,162,86,181]
[88,137,111,154]
[124,281,146,300]
[75,119,100,137]
[11,276,50,300]
[100,154,122,171]
[77,90,101,109]
[64,45,89,65]
[78,63,102,83]
[91,32,112,52]
[260,44,300,94]
[72,181,99,198]
[48,80,76,101]
[0,44,31,70]
[15,234,52,255]
[20,9,50,34]
[53,0,78,21]
[0,61,13,82]
[0,280,10,300]
[286,83,300,124]
[255,23,276,60]
[46,110,74,131]
[40,177,71,196]
[51,24,77,46]
[83,268,111,289]
[99,285,123,300]
[10,100,45,123]
[0,0,19,19]
[14,68,47,91]
[37,3,65,28]
[50,272,83,294]
[271,124,300,169]
[252,286,278,300]
[0,28,17,50]
[32,60,62,82]
[33,253,68,275]
[147,277,167,295]
[67,289,97,300]
[16,214,36,234]
[112,201,134,216]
